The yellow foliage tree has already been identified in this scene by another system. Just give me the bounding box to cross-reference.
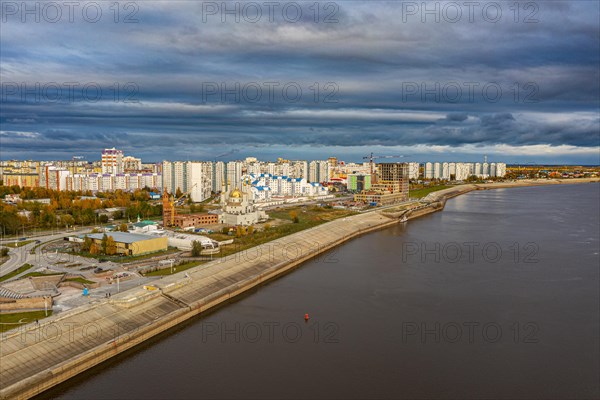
[106,236,117,255]
[89,243,100,255]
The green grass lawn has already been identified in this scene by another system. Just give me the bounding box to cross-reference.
[4,240,34,248]
[22,271,64,278]
[409,185,451,199]
[64,277,95,285]
[0,310,53,333]
[143,260,206,276]
[210,206,357,258]
[73,247,180,263]
[0,263,34,283]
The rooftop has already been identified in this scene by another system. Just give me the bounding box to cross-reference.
[84,232,161,243]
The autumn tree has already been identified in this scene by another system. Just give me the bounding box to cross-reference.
[89,242,100,255]
[289,210,299,223]
[105,236,117,255]
[81,235,92,252]
[61,214,74,228]
[101,233,108,254]
[247,225,254,235]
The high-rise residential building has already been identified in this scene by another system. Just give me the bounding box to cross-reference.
[213,161,225,192]
[407,162,420,180]
[433,162,442,179]
[354,162,409,205]
[187,162,212,202]
[2,172,39,188]
[308,161,318,182]
[482,162,490,177]
[101,148,124,174]
[442,162,450,180]
[226,161,243,189]
[308,160,330,183]
[449,162,456,177]
[425,162,434,179]
[162,160,212,202]
[455,162,471,181]
[41,165,70,191]
[123,156,142,172]
[496,163,507,177]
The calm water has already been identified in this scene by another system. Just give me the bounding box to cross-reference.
[40,183,599,399]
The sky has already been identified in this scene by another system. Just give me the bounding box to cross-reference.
[0,0,599,164]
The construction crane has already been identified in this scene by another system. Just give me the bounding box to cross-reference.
[362,153,407,182]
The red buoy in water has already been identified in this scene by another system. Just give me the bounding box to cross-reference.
[304,313,309,321]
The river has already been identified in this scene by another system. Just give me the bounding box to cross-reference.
[39,183,600,399]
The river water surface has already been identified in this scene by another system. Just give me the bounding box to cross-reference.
[40,183,600,399]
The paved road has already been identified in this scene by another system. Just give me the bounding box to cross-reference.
[0,229,97,278]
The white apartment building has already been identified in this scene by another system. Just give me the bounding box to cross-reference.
[433,162,442,179]
[101,148,124,174]
[407,162,420,180]
[425,162,434,179]
[163,161,212,202]
[226,161,243,190]
[244,173,328,201]
[308,160,330,183]
[441,162,450,180]
[455,162,472,181]
[214,161,225,192]
[495,163,507,177]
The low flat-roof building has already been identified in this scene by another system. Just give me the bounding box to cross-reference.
[173,213,219,229]
[85,232,167,256]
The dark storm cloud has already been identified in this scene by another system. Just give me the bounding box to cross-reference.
[0,1,598,162]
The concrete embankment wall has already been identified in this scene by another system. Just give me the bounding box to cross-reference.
[0,212,398,400]
[0,297,50,312]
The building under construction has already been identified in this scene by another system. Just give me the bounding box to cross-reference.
[354,162,409,205]
[162,191,218,229]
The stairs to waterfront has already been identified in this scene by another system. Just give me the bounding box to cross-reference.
[0,286,25,300]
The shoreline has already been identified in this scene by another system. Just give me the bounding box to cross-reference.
[1,178,598,399]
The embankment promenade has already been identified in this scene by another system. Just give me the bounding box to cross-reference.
[1,177,598,399]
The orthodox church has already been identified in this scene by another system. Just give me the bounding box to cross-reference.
[219,181,268,226]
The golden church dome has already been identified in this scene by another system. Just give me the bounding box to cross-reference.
[230,188,242,198]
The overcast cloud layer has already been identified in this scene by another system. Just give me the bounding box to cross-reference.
[1,0,599,163]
